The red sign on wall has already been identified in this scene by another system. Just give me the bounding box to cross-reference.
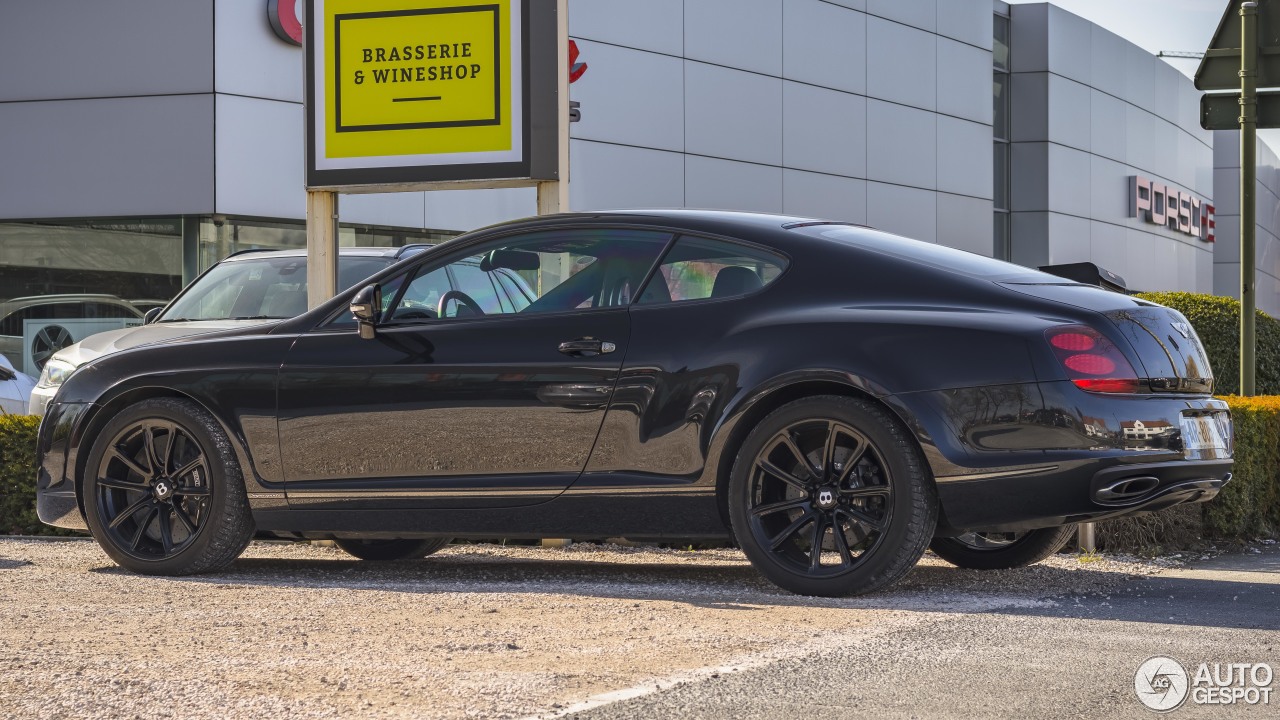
[269,0,303,46]
[1130,176,1214,243]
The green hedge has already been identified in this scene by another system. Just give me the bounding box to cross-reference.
[1203,395,1280,537]
[1135,291,1280,396]
[0,415,51,535]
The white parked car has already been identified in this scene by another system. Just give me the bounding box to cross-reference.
[0,353,37,415]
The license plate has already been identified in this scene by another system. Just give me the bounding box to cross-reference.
[1180,413,1232,457]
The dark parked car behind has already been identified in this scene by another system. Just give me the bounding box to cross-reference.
[36,211,1232,596]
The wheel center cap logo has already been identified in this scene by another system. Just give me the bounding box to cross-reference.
[154,481,172,500]
[816,489,836,508]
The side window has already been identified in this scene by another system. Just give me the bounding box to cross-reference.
[385,229,671,322]
[637,236,788,305]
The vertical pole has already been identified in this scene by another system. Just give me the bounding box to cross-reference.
[306,190,339,310]
[540,0,572,549]
[1077,522,1096,555]
[1241,1,1259,396]
[535,0,570,216]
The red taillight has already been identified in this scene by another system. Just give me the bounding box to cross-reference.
[1049,332,1096,352]
[1045,325,1141,393]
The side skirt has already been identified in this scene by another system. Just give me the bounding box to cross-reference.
[252,491,731,540]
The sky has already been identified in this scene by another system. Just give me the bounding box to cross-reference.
[1005,0,1280,147]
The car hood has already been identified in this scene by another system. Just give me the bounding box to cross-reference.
[53,319,280,368]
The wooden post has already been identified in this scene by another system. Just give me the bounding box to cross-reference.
[306,190,339,310]
[540,0,571,550]
[535,0,570,217]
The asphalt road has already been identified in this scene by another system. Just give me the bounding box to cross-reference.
[1,539,1277,719]
[566,546,1280,720]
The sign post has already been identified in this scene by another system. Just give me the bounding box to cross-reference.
[1195,0,1280,395]
[1241,2,1259,395]
[306,191,339,309]
[303,0,565,308]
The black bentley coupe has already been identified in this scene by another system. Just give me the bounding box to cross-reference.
[36,210,1233,596]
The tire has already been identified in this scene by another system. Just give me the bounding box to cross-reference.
[929,525,1075,570]
[82,397,254,575]
[334,538,451,561]
[728,395,938,597]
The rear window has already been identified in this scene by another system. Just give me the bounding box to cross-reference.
[793,225,1054,281]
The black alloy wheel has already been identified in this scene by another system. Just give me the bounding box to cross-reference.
[84,398,254,575]
[929,525,1076,570]
[730,395,937,597]
[334,537,452,561]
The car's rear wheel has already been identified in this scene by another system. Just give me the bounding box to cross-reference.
[334,538,451,561]
[929,525,1075,570]
[83,398,254,575]
[729,395,937,597]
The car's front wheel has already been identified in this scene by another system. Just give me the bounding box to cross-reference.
[729,395,938,597]
[929,525,1075,570]
[334,538,451,560]
[83,398,254,575]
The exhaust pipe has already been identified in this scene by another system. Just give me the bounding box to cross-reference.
[1095,475,1161,503]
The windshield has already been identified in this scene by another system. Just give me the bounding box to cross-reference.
[160,256,391,321]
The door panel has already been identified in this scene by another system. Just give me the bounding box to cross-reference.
[278,309,630,509]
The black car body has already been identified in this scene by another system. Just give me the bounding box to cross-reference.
[36,211,1232,596]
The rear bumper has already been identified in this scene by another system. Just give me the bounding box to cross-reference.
[935,459,1231,533]
[891,381,1233,533]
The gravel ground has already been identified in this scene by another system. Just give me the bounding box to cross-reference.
[0,538,1174,719]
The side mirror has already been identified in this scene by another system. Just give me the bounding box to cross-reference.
[350,283,382,340]
[142,308,163,325]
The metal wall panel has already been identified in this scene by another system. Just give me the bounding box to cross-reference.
[684,63,782,166]
[568,41,684,153]
[866,17,937,112]
[782,82,866,178]
[782,170,867,224]
[782,0,867,95]
[0,96,215,218]
[684,0,782,76]
[0,0,213,102]
[214,0,304,103]
[570,141,685,210]
[568,0,684,56]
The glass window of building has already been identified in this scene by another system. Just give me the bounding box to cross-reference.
[993,9,1012,260]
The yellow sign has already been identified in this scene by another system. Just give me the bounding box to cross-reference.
[321,0,515,160]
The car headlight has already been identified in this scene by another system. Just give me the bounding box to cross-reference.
[36,358,76,389]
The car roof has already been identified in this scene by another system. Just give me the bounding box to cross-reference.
[472,209,870,241]
[0,294,141,308]
[219,245,431,262]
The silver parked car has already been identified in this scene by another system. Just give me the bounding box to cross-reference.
[0,294,144,374]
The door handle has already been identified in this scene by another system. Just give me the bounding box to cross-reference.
[558,338,617,356]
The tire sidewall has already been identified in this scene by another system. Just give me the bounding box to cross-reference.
[729,395,935,596]
[83,398,243,575]
[929,525,1076,570]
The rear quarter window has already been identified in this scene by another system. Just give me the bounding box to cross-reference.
[637,236,787,305]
